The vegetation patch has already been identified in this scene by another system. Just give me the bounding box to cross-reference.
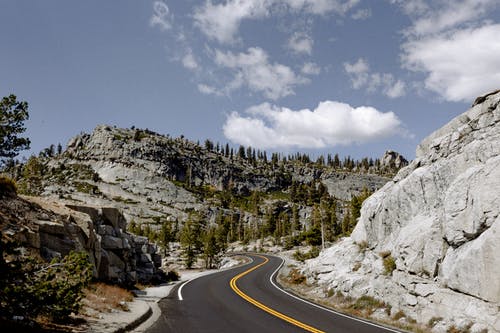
[0,176,17,197]
[427,316,443,328]
[286,268,307,285]
[383,255,397,275]
[74,181,100,194]
[348,295,389,316]
[0,241,93,324]
[293,246,320,262]
[83,282,134,313]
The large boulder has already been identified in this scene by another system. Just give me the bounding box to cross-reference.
[305,91,500,332]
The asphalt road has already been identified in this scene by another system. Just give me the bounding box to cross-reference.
[146,254,399,333]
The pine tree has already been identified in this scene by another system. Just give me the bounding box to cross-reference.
[203,228,221,269]
[0,94,31,165]
[180,216,202,268]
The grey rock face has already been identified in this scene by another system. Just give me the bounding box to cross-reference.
[380,150,408,169]
[67,205,162,284]
[304,91,500,332]
[3,198,163,286]
[320,172,388,201]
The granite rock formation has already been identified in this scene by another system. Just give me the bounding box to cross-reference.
[303,90,500,332]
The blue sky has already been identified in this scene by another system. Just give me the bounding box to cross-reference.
[1,0,499,161]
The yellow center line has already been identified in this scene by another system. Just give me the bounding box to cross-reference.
[229,255,325,333]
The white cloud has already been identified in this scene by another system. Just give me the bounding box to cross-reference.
[389,0,428,17]
[410,0,496,37]
[390,0,500,102]
[344,58,406,98]
[344,58,369,88]
[182,50,199,70]
[150,1,173,31]
[284,0,360,15]
[402,24,500,102]
[193,0,270,44]
[193,0,360,44]
[351,8,371,20]
[287,32,313,55]
[198,83,223,96]
[384,79,406,99]
[301,62,321,75]
[214,47,308,99]
[223,101,407,148]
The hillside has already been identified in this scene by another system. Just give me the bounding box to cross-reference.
[8,125,400,249]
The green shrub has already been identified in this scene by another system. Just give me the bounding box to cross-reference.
[0,241,93,323]
[350,295,386,311]
[302,226,322,246]
[383,254,397,275]
[0,176,17,197]
[293,246,320,262]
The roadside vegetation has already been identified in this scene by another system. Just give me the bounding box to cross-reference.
[0,239,93,327]
[278,271,430,333]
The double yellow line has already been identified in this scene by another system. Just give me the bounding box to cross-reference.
[229,255,325,333]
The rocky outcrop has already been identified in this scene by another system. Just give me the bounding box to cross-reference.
[1,196,162,285]
[380,150,408,169]
[303,91,500,332]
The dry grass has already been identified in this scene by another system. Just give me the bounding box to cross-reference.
[83,283,134,314]
[286,268,307,285]
[279,275,430,333]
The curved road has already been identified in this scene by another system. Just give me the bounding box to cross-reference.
[146,254,399,333]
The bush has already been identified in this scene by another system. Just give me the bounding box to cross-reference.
[0,241,93,323]
[287,268,306,284]
[302,226,322,246]
[166,270,180,281]
[383,255,397,275]
[293,246,320,262]
[428,317,443,328]
[349,295,386,312]
[0,176,17,197]
[393,310,406,320]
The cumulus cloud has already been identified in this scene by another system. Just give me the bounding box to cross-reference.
[301,62,321,75]
[391,0,500,102]
[287,32,313,55]
[193,0,360,44]
[402,24,500,102]
[344,58,406,98]
[150,1,173,31]
[214,47,308,99]
[223,101,407,148]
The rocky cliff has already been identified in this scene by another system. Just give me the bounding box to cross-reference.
[303,91,500,332]
[0,196,163,285]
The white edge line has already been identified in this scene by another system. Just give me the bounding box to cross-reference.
[178,255,255,301]
[177,279,190,301]
[268,255,402,333]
